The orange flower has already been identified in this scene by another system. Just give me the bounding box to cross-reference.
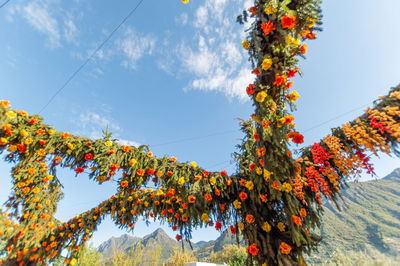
[292,215,302,226]
[27,168,36,175]
[246,84,255,95]
[205,193,212,202]
[167,189,175,197]
[182,215,188,222]
[248,243,259,256]
[239,192,248,201]
[136,169,145,177]
[214,188,221,196]
[188,195,196,203]
[259,194,268,203]
[249,6,256,16]
[252,67,261,75]
[300,43,308,54]
[203,170,210,178]
[0,100,10,108]
[29,118,37,125]
[261,21,275,35]
[281,15,296,29]
[120,180,129,188]
[226,178,232,186]
[122,145,131,152]
[36,129,45,135]
[280,242,292,255]
[246,214,255,224]
[285,81,294,90]
[271,181,282,191]
[256,147,266,157]
[239,179,247,186]
[37,149,46,157]
[220,170,227,177]
[300,208,307,218]
[273,74,287,86]
[147,168,155,175]
[170,156,176,162]
[61,132,70,139]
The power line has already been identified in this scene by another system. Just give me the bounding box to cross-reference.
[0,0,10,9]
[303,102,371,133]
[151,130,237,147]
[38,0,145,114]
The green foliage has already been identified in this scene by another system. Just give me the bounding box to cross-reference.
[209,244,247,266]
[53,243,102,266]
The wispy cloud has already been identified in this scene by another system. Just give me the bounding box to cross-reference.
[8,0,80,48]
[22,1,61,47]
[116,27,156,69]
[73,110,139,147]
[158,0,255,101]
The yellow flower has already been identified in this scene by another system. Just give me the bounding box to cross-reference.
[105,140,112,147]
[256,167,263,175]
[209,177,216,185]
[264,3,277,15]
[67,143,74,149]
[19,111,28,117]
[288,90,300,102]
[255,91,267,103]
[0,137,8,145]
[182,0,189,3]
[20,129,28,137]
[6,111,16,119]
[277,222,286,232]
[286,35,300,46]
[144,202,149,207]
[48,129,55,135]
[245,181,254,190]
[262,58,272,70]
[190,161,197,168]
[264,169,273,180]
[147,151,153,157]
[242,40,250,50]
[178,177,186,185]
[70,258,77,266]
[233,200,242,210]
[24,138,33,145]
[262,221,271,232]
[201,213,209,222]
[282,182,292,193]
[238,222,244,230]
[129,159,137,167]
[7,145,17,152]
[148,188,153,193]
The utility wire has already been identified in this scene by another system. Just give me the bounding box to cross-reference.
[303,102,371,133]
[0,0,10,9]
[151,130,237,147]
[38,0,145,114]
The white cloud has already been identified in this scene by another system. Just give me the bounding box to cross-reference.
[175,12,188,26]
[116,28,156,69]
[74,111,139,147]
[160,0,254,101]
[22,1,61,47]
[63,18,79,44]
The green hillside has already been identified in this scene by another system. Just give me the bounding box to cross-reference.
[97,168,400,265]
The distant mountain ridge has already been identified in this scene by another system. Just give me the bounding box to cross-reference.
[98,168,400,264]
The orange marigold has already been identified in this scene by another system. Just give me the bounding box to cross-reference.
[280,242,292,255]
[246,214,255,224]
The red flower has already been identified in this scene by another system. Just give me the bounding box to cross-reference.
[300,43,308,54]
[220,170,227,177]
[85,153,93,161]
[205,193,212,202]
[75,167,84,174]
[176,235,182,241]
[203,170,209,178]
[111,164,119,171]
[274,74,287,86]
[249,243,259,256]
[252,68,261,75]
[239,192,248,202]
[215,221,222,231]
[230,225,236,235]
[246,84,255,95]
[29,118,37,125]
[249,163,255,171]
[292,215,302,226]
[249,6,256,16]
[281,15,296,29]
[17,144,26,153]
[292,133,304,144]
[167,189,176,197]
[147,168,155,175]
[261,21,275,35]
[167,171,173,177]
[287,68,297,78]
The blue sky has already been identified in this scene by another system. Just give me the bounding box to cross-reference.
[1,0,400,247]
